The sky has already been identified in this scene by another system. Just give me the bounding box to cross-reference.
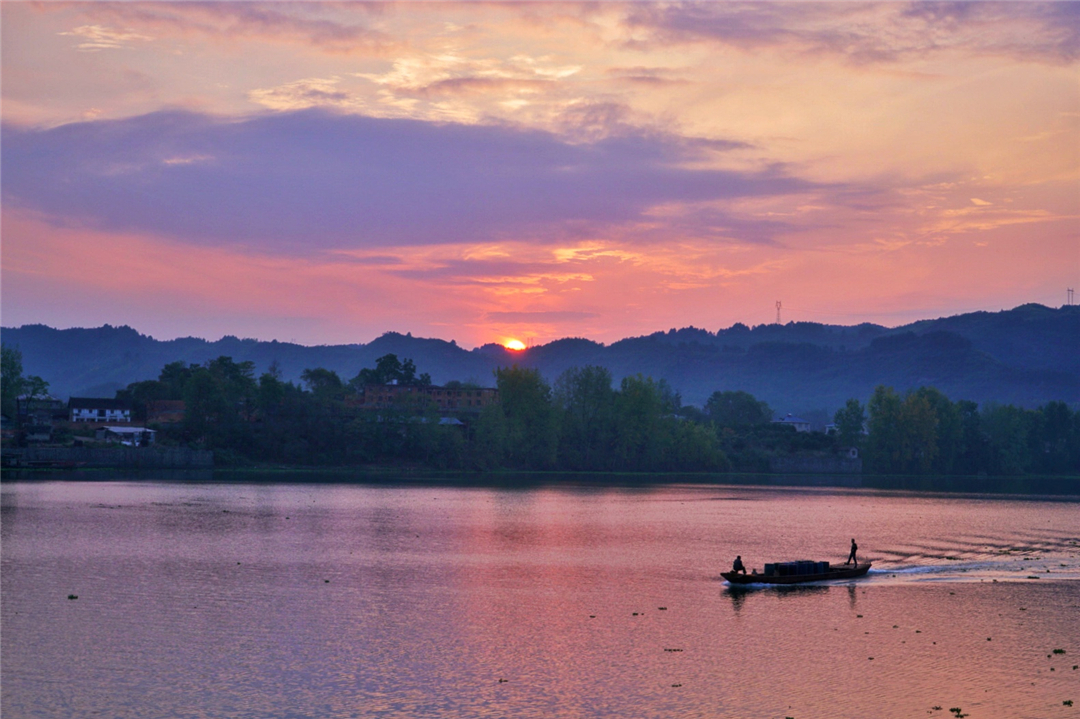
[2,1,1078,348]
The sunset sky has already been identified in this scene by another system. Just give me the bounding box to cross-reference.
[2,2,1077,348]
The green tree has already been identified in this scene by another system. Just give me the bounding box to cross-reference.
[554,365,616,470]
[159,361,195,399]
[182,357,257,446]
[912,387,960,474]
[705,390,772,428]
[300,367,345,400]
[832,398,866,449]
[115,379,169,422]
[612,374,667,470]
[351,354,432,388]
[469,404,508,470]
[1,345,26,418]
[981,404,1032,475]
[668,418,730,472]
[866,385,903,473]
[1034,401,1078,474]
[495,365,558,469]
[899,392,939,473]
[954,399,989,474]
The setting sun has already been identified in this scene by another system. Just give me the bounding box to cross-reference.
[504,339,527,351]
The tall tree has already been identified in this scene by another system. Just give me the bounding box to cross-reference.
[554,365,616,470]
[351,354,431,388]
[705,390,772,428]
[1,345,26,418]
[613,374,667,470]
[833,398,866,449]
[912,387,960,474]
[495,365,558,469]
[300,367,345,400]
[899,392,939,473]
[866,385,904,473]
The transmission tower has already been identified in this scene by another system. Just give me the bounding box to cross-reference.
[1069,288,1075,306]
[776,300,782,324]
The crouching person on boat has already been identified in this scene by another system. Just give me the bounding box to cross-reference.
[732,555,747,575]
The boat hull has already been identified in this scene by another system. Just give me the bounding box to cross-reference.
[722,562,871,585]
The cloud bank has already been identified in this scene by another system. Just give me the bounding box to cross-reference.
[2,109,814,252]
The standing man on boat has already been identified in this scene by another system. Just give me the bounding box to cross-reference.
[732,555,747,575]
[845,538,858,567]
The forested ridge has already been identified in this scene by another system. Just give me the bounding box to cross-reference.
[5,344,1075,476]
[3,303,1077,413]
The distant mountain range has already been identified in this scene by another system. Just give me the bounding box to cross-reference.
[4,304,1078,420]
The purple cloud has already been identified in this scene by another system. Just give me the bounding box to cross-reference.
[622,2,1079,65]
[2,109,818,253]
[84,3,391,53]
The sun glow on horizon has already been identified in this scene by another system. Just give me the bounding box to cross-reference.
[504,339,527,351]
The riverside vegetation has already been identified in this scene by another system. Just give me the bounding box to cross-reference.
[5,345,1075,475]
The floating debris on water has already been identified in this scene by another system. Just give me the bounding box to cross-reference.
[1053,649,1066,654]
[67,594,78,600]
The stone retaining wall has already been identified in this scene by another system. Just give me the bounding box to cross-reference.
[1,446,213,469]
[768,455,862,474]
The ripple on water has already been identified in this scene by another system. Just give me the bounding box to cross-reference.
[2,481,1078,719]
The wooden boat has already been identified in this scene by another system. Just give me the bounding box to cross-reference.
[722,561,871,585]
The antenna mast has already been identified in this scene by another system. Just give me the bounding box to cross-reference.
[1069,288,1075,306]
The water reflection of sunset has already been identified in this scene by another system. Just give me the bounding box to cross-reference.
[4,482,1079,717]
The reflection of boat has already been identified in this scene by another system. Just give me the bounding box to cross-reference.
[722,560,871,585]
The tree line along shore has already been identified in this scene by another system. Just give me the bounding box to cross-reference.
[3,346,1078,476]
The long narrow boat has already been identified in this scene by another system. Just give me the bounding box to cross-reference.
[722,562,871,585]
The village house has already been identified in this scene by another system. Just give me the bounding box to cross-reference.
[354,383,499,413]
[146,400,185,424]
[773,413,812,433]
[69,397,132,424]
[96,426,156,446]
[16,394,66,425]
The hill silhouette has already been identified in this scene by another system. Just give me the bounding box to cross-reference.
[3,304,1077,419]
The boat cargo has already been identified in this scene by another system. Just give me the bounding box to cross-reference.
[723,559,871,585]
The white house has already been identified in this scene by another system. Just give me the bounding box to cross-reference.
[69,398,132,424]
[773,413,812,432]
[96,426,156,446]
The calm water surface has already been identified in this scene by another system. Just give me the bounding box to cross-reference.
[3,478,1079,719]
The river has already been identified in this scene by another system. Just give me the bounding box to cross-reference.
[2,476,1078,718]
